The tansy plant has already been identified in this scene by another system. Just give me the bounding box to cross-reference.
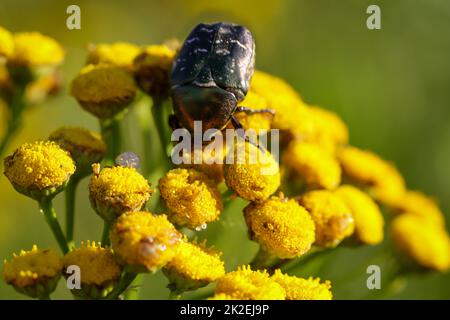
[2,24,450,301]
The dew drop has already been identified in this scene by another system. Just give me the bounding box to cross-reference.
[115,152,140,169]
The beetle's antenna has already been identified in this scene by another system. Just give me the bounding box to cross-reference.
[231,115,266,152]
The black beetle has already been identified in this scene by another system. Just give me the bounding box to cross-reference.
[170,22,273,135]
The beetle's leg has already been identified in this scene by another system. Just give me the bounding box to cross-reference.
[235,106,275,118]
[230,115,265,152]
[168,114,182,131]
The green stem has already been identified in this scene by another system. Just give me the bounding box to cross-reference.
[0,86,26,158]
[100,117,122,166]
[38,294,51,300]
[221,188,235,205]
[168,290,182,300]
[151,98,171,170]
[123,274,143,300]
[250,246,280,271]
[65,177,79,247]
[188,288,214,300]
[279,247,328,274]
[141,122,154,177]
[105,271,137,300]
[101,221,111,247]
[39,199,69,254]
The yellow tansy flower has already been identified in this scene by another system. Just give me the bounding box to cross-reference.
[244,195,315,259]
[178,143,228,183]
[49,127,106,178]
[298,190,355,247]
[224,141,280,202]
[335,185,384,245]
[86,42,141,69]
[62,241,121,299]
[133,44,177,100]
[305,106,348,150]
[283,141,341,190]
[3,245,62,298]
[3,140,75,200]
[235,91,273,131]
[70,64,137,119]
[389,190,445,227]
[163,241,225,292]
[338,146,406,204]
[391,214,450,272]
[25,71,62,104]
[11,32,64,66]
[272,269,332,300]
[158,168,222,229]
[0,26,14,57]
[89,165,152,223]
[110,211,182,273]
[215,265,286,300]
[249,70,308,132]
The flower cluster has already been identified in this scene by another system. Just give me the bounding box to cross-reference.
[211,265,332,300]
[0,26,64,159]
[2,24,449,301]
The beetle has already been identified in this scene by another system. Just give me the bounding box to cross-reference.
[169,22,274,136]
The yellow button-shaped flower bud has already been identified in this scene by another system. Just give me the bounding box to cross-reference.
[25,71,63,104]
[133,44,177,100]
[389,190,445,227]
[308,106,349,149]
[235,91,273,131]
[163,241,225,293]
[62,241,122,299]
[11,32,64,67]
[338,146,406,205]
[49,127,106,178]
[178,143,228,184]
[244,195,315,259]
[3,245,62,299]
[86,42,141,69]
[0,26,14,58]
[110,211,182,273]
[272,269,332,300]
[335,185,384,245]
[215,265,286,300]
[249,70,307,132]
[70,64,137,119]
[283,141,341,190]
[89,165,152,223]
[298,190,355,247]
[224,141,280,202]
[3,140,75,201]
[391,214,450,272]
[159,168,222,229]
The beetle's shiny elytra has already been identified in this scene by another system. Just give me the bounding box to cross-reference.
[170,22,256,133]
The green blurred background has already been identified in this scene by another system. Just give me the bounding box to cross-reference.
[1,0,450,299]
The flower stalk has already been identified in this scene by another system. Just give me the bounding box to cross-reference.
[101,221,112,247]
[104,271,137,300]
[64,177,79,247]
[39,198,69,254]
[0,85,26,157]
[100,117,122,166]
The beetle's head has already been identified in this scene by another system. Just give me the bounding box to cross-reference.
[171,84,237,132]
